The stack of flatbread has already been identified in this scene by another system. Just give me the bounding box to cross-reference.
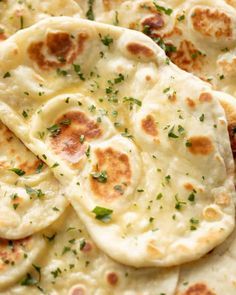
[0,1,235,294]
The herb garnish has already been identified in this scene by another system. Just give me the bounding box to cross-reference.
[92,206,113,222]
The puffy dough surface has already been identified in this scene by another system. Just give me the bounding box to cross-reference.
[0,17,234,267]
[2,206,179,295]
[175,225,236,295]
[0,234,46,291]
[76,0,236,97]
[0,0,82,40]
[0,122,68,239]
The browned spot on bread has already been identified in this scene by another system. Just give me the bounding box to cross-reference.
[81,241,93,253]
[191,8,232,38]
[142,14,165,37]
[46,32,72,57]
[127,42,154,58]
[186,98,196,108]
[0,32,7,41]
[168,40,205,72]
[0,237,31,271]
[184,183,194,191]
[28,32,88,70]
[18,159,43,175]
[50,111,102,164]
[163,27,183,38]
[141,115,158,136]
[187,136,214,155]
[107,272,119,286]
[199,93,212,102]
[90,148,131,201]
[181,283,216,295]
[70,287,85,295]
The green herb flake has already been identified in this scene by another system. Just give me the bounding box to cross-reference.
[156,193,163,200]
[92,206,113,223]
[3,72,11,78]
[22,110,28,118]
[21,273,37,286]
[168,126,179,139]
[47,124,60,137]
[79,239,86,250]
[153,1,173,15]
[73,64,85,80]
[123,97,142,107]
[100,34,113,47]
[188,192,195,202]
[199,114,205,122]
[9,168,25,176]
[86,0,95,20]
[91,170,107,183]
[25,186,45,198]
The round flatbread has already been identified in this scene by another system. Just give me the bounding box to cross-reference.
[3,206,179,295]
[0,234,46,291]
[76,0,236,97]
[0,17,234,267]
[0,122,68,239]
[0,0,82,40]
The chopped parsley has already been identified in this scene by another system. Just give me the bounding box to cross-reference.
[100,34,113,47]
[91,170,108,183]
[156,193,163,200]
[9,168,25,176]
[175,194,186,210]
[168,126,178,138]
[153,1,173,15]
[177,14,185,21]
[92,206,113,223]
[199,114,205,122]
[21,273,37,286]
[188,192,195,202]
[86,0,95,20]
[73,64,85,80]
[22,110,28,118]
[25,186,45,198]
[123,97,142,107]
[47,124,60,137]
[3,72,11,78]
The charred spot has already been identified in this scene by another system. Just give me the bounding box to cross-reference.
[199,93,212,102]
[183,283,216,295]
[107,272,119,286]
[126,42,154,58]
[46,32,72,58]
[142,14,165,37]
[0,237,31,268]
[50,111,102,163]
[141,115,158,136]
[90,147,131,201]
[168,40,205,72]
[228,123,236,158]
[191,8,232,39]
[28,32,88,70]
[186,98,196,108]
[187,136,214,155]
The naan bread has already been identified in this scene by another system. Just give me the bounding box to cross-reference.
[0,234,46,290]
[0,0,82,41]
[3,206,179,295]
[0,123,68,239]
[175,225,236,295]
[0,17,234,267]
[77,0,236,97]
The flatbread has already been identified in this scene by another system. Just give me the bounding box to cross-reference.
[0,123,68,239]
[175,93,236,294]
[175,225,236,295]
[0,234,46,291]
[76,0,236,97]
[2,206,179,295]
[0,17,234,267]
[0,0,82,40]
